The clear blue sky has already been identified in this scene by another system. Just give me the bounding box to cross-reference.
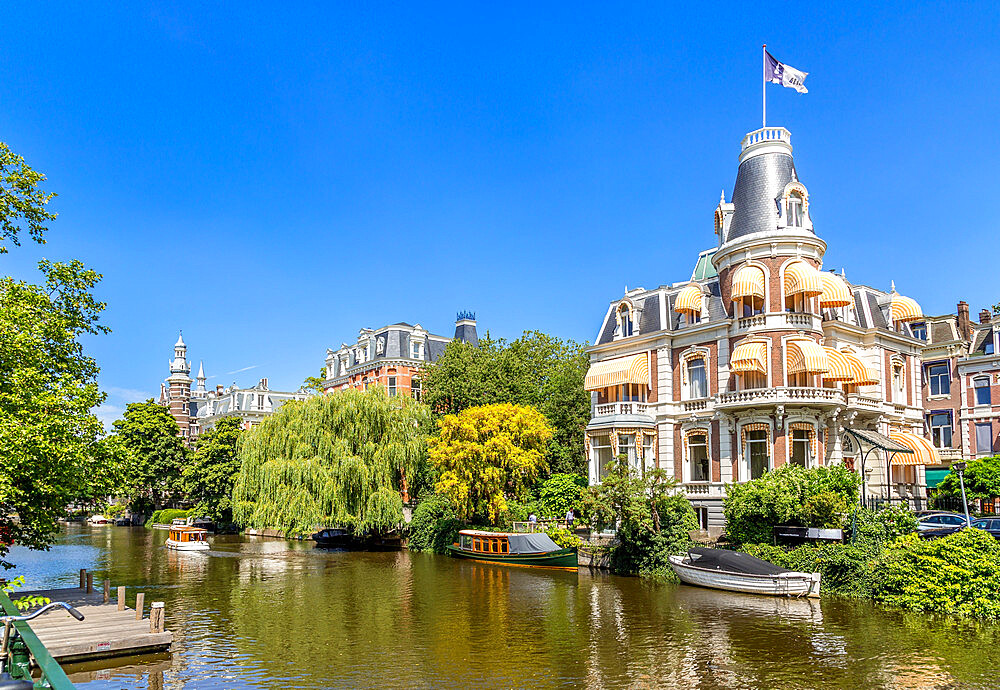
[3,2,998,426]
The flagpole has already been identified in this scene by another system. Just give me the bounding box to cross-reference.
[762,44,767,129]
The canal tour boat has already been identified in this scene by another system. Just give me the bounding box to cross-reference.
[165,526,210,551]
[447,530,577,570]
[668,547,821,598]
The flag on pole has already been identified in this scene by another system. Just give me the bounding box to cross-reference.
[764,51,808,93]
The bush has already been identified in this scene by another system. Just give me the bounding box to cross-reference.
[739,542,875,598]
[406,494,464,553]
[723,465,861,545]
[538,473,586,517]
[144,508,192,528]
[545,527,583,549]
[871,529,1000,619]
[843,505,917,550]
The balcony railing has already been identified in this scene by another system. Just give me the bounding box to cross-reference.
[682,399,709,412]
[741,127,791,151]
[594,401,652,417]
[716,386,844,408]
[846,394,882,411]
[683,482,727,498]
[937,448,962,461]
[737,314,766,330]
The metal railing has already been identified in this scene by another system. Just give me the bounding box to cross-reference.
[0,589,75,689]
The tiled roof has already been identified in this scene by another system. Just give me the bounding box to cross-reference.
[726,152,803,241]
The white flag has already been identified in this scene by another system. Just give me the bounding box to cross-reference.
[765,51,808,94]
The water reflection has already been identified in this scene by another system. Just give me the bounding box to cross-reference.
[16,526,1000,689]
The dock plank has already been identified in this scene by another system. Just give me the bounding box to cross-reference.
[20,588,173,663]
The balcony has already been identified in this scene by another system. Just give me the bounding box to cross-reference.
[846,394,883,413]
[594,401,651,417]
[682,482,727,499]
[716,386,845,410]
[741,127,791,151]
[733,311,822,334]
[936,448,963,461]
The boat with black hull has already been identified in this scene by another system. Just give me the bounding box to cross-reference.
[447,530,577,570]
[668,547,820,598]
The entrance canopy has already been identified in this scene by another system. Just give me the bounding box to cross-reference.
[844,428,912,454]
[888,431,940,466]
[584,354,649,391]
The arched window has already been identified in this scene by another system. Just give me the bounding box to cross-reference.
[687,358,708,399]
[686,432,710,482]
[975,376,991,406]
[787,191,805,227]
[618,303,634,337]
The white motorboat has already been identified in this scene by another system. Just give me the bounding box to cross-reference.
[669,547,820,598]
[165,526,210,551]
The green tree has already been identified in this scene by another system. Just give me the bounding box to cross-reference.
[580,459,697,578]
[303,368,326,393]
[935,456,1000,501]
[110,401,189,511]
[183,416,244,522]
[0,141,57,253]
[421,331,590,475]
[428,403,552,524]
[538,473,587,517]
[232,387,429,536]
[0,260,109,560]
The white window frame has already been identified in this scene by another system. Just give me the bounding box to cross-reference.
[974,376,991,406]
[926,362,950,397]
[686,431,710,483]
[928,412,953,448]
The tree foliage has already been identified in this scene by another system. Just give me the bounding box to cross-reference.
[538,473,586,517]
[406,493,463,553]
[421,331,590,475]
[303,368,326,394]
[936,456,1000,501]
[0,142,57,253]
[232,388,429,536]
[110,400,189,511]
[0,257,108,562]
[183,416,244,522]
[722,464,861,545]
[580,459,698,578]
[428,403,552,524]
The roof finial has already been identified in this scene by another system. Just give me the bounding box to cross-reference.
[720,189,726,204]
[890,280,896,293]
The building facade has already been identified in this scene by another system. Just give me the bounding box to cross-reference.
[322,313,479,396]
[584,126,937,529]
[158,333,310,443]
[920,305,1000,488]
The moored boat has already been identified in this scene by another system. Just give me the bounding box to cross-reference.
[668,547,820,598]
[311,528,351,548]
[447,530,577,571]
[166,526,210,551]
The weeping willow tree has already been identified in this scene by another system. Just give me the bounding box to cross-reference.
[232,387,430,536]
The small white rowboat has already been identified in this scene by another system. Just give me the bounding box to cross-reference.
[669,548,820,598]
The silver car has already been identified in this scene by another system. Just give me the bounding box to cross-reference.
[917,513,969,531]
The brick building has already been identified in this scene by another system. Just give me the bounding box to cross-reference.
[584,126,937,528]
[158,333,310,443]
[920,305,1000,489]
[322,313,478,396]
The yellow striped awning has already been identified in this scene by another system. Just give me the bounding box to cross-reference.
[783,261,824,297]
[731,265,766,301]
[888,431,940,466]
[731,340,767,375]
[890,293,923,323]
[786,338,829,375]
[584,353,649,391]
[823,347,878,385]
[819,272,853,308]
[674,285,702,314]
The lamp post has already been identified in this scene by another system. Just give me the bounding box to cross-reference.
[953,462,972,527]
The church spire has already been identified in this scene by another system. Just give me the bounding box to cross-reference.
[196,361,206,391]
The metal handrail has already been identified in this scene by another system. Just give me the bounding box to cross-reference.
[0,589,75,689]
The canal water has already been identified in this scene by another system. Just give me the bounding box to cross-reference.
[15,525,1000,689]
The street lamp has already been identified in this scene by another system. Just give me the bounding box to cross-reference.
[953,462,972,527]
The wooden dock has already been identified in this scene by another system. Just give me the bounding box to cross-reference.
[20,571,173,663]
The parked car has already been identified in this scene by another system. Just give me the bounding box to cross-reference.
[918,518,1000,541]
[916,513,969,531]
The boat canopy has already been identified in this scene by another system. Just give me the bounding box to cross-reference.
[507,533,562,554]
[688,547,789,575]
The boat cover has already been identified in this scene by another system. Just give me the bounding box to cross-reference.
[687,547,790,575]
[507,533,562,554]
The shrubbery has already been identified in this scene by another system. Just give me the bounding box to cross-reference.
[870,529,1000,619]
[723,464,860,545]
[538,473,586,517]
[406,494,464,553]
[144,508,193,528]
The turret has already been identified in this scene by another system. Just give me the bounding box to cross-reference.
[454,311,479,346]
[196,361,207,392]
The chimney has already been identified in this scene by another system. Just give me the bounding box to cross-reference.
[216,384,224,395]
[454,311,479,347]
[980,308,992,324]
[957,301,972,341]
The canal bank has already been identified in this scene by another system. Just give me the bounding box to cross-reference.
[11,524,1000,689]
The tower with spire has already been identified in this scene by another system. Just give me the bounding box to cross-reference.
[165,332,194,441]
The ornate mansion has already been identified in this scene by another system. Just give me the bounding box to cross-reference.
[583,126,939,529]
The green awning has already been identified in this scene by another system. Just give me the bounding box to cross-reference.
[925,468,950,489]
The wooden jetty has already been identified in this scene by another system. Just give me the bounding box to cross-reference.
[19,569,173,663]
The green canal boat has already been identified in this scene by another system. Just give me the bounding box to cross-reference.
[447,530,578,571]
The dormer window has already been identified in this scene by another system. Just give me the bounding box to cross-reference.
[787,192,804,227]
[614,301,635,339]
[910,322,927,340]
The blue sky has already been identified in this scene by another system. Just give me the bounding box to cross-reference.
[2,2,998,427]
